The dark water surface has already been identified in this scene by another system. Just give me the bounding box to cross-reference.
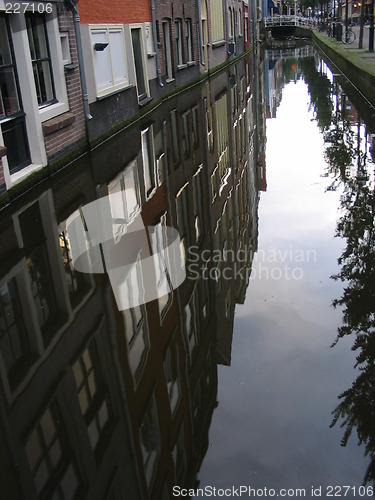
[1,45,375,499]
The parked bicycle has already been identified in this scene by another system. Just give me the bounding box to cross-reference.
[342,26,356,44]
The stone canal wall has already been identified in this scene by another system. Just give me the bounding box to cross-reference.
[313,31,375,107]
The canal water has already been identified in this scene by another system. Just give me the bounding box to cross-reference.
[1,44,375,499]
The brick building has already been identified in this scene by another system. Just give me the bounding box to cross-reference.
[0,1,86,192]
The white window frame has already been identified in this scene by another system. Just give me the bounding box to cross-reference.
[89,24,129,98]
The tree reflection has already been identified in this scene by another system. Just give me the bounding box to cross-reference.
[299,56,333,131]
[329,121,375,483]
[323,89,356,188]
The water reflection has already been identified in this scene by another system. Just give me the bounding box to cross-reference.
[0,51,262,498]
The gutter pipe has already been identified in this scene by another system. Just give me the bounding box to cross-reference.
[150,0,164,86]
[196,0,205,66]
[64,0,92,120]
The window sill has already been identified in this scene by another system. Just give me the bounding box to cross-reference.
[39,101,70,123]
[212,39,226,48]
[187,61,196,67]
[9,163,44,188]
[177,64,188,70]
[147,52,156,58]
[96,83,133,101]
[166,78,175,84]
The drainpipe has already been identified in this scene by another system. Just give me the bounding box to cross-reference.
[64,0,92,120]
[150,0,163,86]
[196,0,205,66]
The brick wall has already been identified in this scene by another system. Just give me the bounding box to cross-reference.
[155,0,200,83]
[78,0,151,24]
[43,4,86,161]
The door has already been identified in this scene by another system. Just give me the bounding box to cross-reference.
[131,28,148,101]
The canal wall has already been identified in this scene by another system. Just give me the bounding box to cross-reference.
[313,32,375,107]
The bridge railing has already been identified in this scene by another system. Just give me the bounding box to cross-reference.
[264,15,314,29]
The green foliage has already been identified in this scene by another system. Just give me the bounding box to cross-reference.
[329,124,375,483]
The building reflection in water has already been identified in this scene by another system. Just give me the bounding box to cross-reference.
[0,51,265,499]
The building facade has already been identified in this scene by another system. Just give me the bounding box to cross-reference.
[0,1,86,192]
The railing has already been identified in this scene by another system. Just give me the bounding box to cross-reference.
[264,15,314,28]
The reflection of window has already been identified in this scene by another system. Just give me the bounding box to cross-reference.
[191,106,199,149]
[123,261,149,384]
[25,401,81,499]
[172,424,186,484]
[73,339,112,455]
[59,230,88,306]
[0,277,29,384]
[164,333,180,414]
[176,183,189,245]
[175,20,183,66]
[182,111,190,159]
[170,109,180,165]
[141,127,156,198]
[27,245,58,341]
[192,167,203,244]
[109,161,141,241]
[185,19,193,62]
[151,214,173,320]
[26,14,56,107]
[20,202,59,344]
[91,27,128,96]
[140,394,160,488]
[184,294,197,361]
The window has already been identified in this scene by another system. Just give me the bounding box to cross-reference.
[140,395,160,488]
[26,14,56,107]
[72,339,112,456]
[0,277,29,385]
[162,19,173,80]
[185,19,193,62]
[175,20,183,66]
[141,126,156,198]
[25,401,81,499]
[164,334,180,414]
[0,17,21,118]
[239,9,243,35]
[0,15,30,173]
[91,27,128,96]
[210,0,225,41]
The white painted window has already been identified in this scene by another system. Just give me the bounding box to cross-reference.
[175,19,183,66]
[185,19,193,62]
[91,26,128,97]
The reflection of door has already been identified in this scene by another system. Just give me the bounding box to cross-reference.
[0,15,30,174]
[200,0,208,67]
[162,20,173,80]
[131,28,148,101]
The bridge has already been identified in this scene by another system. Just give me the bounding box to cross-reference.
[265,15,313,38]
